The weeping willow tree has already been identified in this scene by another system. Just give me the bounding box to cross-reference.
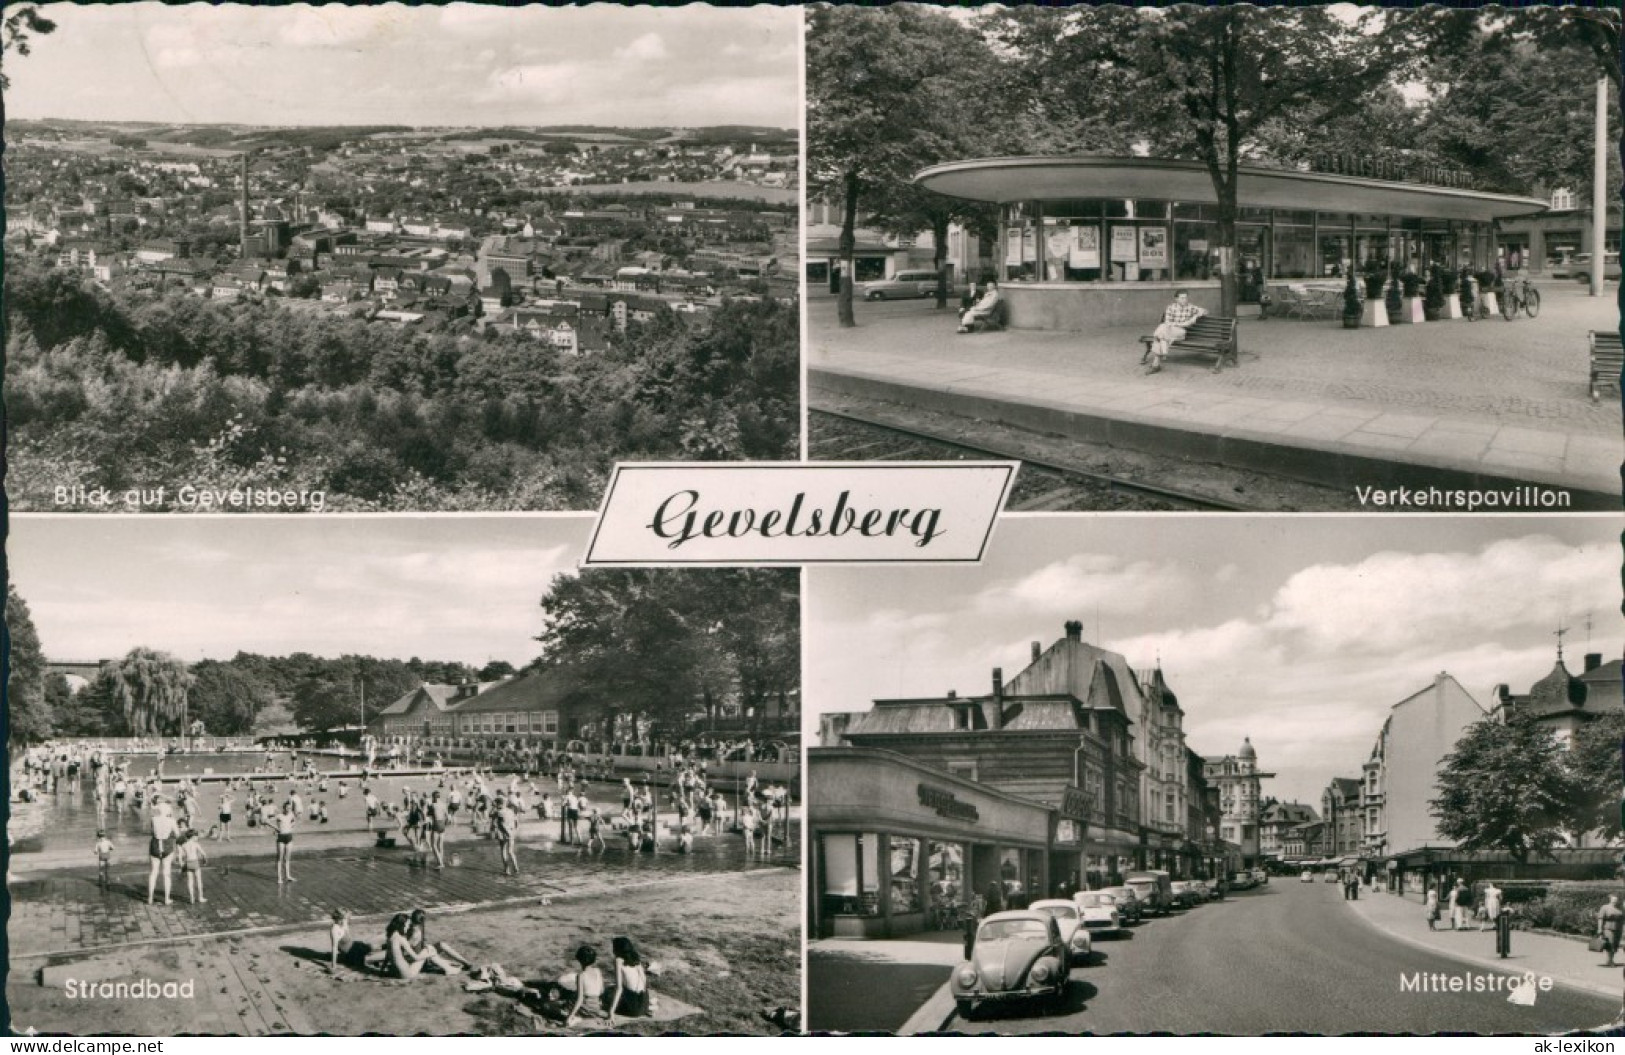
[100,648,195,736]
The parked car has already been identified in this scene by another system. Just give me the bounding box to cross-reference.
[1070,891,1125,936]
[1124,870,1174,915]
[861,268,943,301]
[1227,871,1253,891]
[1029,899,1096,966]
[1324,871,1340,883]
[1251,868,1269,886]
[1570,252,1620,283]
[1300,870,1314,883]
[952,910,1073,1018]
[1097,885,1144,924]
[1169,881,1202,908]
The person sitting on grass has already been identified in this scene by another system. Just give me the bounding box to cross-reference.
[384,913,457,980]
[537,944,606,1026]
[407,908,472,973]
[605,936,656,1026]
[329,909,380,973]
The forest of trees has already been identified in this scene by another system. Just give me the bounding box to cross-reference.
[810,5,1620,318]
[5,261,798,511]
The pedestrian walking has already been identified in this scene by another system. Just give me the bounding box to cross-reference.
[1448,879,1469,930]
[1597,895,1625,967]
[1479,882,1502,932]
[1425,886,1441,931]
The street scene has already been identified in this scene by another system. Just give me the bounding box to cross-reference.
[805,516,1624,1034]
[6,518,801,1035]
[3,3,800,511]
[807,5,1621,510]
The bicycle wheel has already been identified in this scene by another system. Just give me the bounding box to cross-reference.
[1500,290,1517,320]
[1524,288,1541,319]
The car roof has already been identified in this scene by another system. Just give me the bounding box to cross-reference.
[982,910,1051,924]
[1028,899,1075,910]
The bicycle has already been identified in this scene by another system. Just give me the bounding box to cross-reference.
[1499,275,1541,320]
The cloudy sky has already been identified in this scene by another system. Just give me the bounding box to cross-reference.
[806,516,1622,806]
[5,3,799,128]
[8,517,595,668]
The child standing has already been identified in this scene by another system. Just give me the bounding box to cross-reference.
[177,829,209,904]
[94,830,115,890]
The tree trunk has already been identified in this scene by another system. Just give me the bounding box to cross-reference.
[838,170,860,328]
[1215,190,1239,317]
[933,214,951,310]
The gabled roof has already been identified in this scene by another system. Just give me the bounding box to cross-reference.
[451,667,575,714]
[375,683,465,718]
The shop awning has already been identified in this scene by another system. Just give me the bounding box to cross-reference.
[915,156,1548,224]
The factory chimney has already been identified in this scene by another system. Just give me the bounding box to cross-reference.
[240,153,250,258]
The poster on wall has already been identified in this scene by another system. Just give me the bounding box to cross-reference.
[1111,225,1138,262]
[1070,227,1101,268]
[1140,226,1169,268]
[1045,224,1073,263]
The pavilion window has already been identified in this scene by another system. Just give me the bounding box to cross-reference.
[1174,218,1217,281]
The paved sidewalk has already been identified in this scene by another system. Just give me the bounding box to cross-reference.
[9,835,799,960]
[807,934,963,1034]
[810,290,1623,502]
[1345,889,1622,1003]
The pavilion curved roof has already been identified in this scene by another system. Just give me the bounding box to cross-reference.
[915,156,1548,224]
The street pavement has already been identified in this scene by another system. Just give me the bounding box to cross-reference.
[809,287,1622,499]
[812,879,1619,1035]
[808,933,964,1033]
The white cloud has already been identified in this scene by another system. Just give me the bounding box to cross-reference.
[614,33,668,62]
[974,553,1194,618]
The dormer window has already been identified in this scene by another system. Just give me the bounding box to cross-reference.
[1551,188,1576,211]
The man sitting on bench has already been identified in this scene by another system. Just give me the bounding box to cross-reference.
[1145,289,1206,374]
[958,280,1004,333]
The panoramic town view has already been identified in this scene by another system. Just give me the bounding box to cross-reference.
[805,517,1624,1035]
[4,3,800,511]
[6,518,801,1035]
[807,5,1620,512]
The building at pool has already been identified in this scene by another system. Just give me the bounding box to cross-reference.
[809,622,1230,939]
[900,155,1549,329]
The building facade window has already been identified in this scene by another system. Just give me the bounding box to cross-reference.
[821,833,882,918]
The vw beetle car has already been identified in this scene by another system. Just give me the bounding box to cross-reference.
[1098,885,1144,924]
[952,910,1072,1018]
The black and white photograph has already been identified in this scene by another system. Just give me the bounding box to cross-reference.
[5,517,801,1035]
[805,516,1624,1035]
[4,2,800,512]
[807,5,1621,511]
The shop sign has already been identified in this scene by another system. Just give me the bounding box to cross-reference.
[918,783,980,823]
[1060,785,1092,822]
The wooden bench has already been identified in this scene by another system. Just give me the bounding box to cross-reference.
[1590,331,1622,402]
[1139,315,1240,372]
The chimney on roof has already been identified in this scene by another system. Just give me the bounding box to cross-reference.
[1586,653,1603,672]
[1031,641,1041,663]
[455,680,479,701]
[947,690,957,699]
[1065,620,1083,642]
[240,154,250,259]
[988,667,1004,731]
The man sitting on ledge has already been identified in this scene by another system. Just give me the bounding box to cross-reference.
[958,280,1005,333]
[1144,289,1206,374]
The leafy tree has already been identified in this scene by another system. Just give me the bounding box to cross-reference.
[189,660,273,736]
[1101,6,1409,314]
[478,660,518,682]
[6,585,53,744]
[1430,714,1581,865]
[100,647,196,736]
[292,672,360,733]
[1566,712,1625,842]
[1,4,57,91]
[807,6,993,327]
